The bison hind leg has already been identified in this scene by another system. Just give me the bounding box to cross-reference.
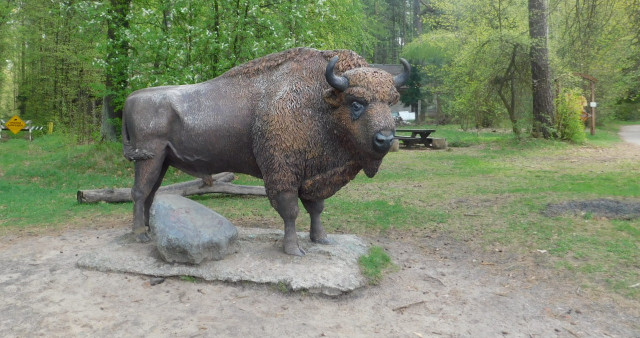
[131,153,169,241]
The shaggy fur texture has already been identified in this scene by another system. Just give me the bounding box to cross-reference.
[122,47,405,255]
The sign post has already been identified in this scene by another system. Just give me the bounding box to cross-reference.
[573,72,597,136]
[1,116,42,141]
[589,82,596,136]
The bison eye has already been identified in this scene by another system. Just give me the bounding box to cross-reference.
[350,101,365,120]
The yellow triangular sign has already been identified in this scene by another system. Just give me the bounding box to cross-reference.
[5,115,26,134]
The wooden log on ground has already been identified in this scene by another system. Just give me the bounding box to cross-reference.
[77,172,266,203]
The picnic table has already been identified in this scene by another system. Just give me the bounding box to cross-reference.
[394,128,436,148]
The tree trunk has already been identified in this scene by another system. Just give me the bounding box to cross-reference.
[495,44,522,138]
[528,0,555,138]
[101,94,117,141]
[413,0,422,36]
[77,172,267,203]
[101,0,131,141]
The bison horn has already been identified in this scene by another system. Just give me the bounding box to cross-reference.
[325,56,349,92]
[393,58,411,87]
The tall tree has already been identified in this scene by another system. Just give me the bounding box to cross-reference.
[406,0,531,131]
[528,0,554,138]
[101,0,131,141]
[362,0,412,63]
[4,1,103,139]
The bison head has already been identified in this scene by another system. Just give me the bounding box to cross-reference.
[323,56,410,177]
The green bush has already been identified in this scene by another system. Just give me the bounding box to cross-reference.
[614,102,640,121]
[555,90,587,143]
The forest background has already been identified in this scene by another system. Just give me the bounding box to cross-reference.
[0,0,638,142]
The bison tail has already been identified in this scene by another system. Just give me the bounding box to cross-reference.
[123,144,155,161]
[122,116,155,161]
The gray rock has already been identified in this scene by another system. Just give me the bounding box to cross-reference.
[149,277,165,286]
[150,194,238,264]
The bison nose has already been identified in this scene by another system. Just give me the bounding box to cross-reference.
[373,131,394,153]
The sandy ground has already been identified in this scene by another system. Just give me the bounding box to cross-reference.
[1,127,639,337]
[620,125,640,146]
[1,222,639,337]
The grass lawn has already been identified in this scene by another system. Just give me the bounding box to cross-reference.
[0,123,638,299]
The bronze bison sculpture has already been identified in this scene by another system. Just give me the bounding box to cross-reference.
[122,47,410,256]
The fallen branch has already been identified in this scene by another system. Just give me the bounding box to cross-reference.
[77,172,266,203]
[392,300,427,314]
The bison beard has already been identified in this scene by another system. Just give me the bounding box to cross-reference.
[122,47,410,256]
[362,160,383,178]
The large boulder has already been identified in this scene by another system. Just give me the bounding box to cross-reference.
[150,194,238,264]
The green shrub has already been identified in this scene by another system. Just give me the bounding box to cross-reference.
[555,90,587,143]
[614,102,640,121]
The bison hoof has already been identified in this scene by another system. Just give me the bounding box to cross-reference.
[310,236,333,245]
[284,243,306,256]
[135,232,151,243]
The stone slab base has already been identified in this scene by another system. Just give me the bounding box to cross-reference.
[77,228,369,296]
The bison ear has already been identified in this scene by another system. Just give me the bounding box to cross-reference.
[323,88,341,107]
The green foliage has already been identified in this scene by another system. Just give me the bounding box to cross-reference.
[554,90,587,143]
[5,1,106,140]
[550,0,638,122]
[126,0,372,90]
[274,281,290,293]
[358,246,393,285]
[108,118,122,140]
[402,30,458,98]
[360,0,416,63]
[179,275,198,283]
[399,62,423,110]
[404,0,531,132]
[613,102,640,121]
[1,0,374,141]
[402,0,639,136]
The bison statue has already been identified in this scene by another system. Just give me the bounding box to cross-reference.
[122,47,410,256]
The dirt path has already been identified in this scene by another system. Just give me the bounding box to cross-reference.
[1,223,638,337]
[619,125,640,146]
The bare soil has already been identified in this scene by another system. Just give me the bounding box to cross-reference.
[2,129,640,337]
[544,199,640,220]
[539,125,640,220]
[1,219,639,337]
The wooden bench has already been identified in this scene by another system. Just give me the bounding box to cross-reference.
[394,129,436,148]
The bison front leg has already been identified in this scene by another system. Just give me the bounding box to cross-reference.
[273,191,305,256]
[301,199,331,245]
